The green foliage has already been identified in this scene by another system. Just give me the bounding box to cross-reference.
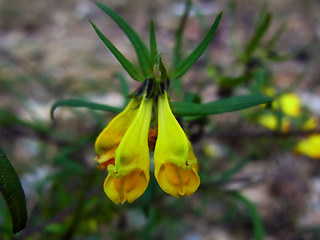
[95,2,153,78]
[0,149,27,234]
[171,94,274,116]
[149,20,158,66]
[51,99,122,119]
[169,12,223,80]
[90,21,145,81]
[229,192,265,240]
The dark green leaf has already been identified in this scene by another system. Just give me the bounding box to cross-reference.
[149,20,158,65]
[169,12,223,79]
[90,21,145,81]
[265,22,286,49]
[212,159,249,184]
[171,94,274,116]
[51,99,123,119]
[0,149,27,234]
[230,192,264,240]
[95,2,153,78]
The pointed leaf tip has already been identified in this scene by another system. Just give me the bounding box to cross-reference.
[95,2,153,78]
[169,11,223,79]
[90,20,145,81]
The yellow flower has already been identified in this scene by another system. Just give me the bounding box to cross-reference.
[295,134,320,159]
[94,98,140,169]
[273,93,301,117]
[257,113,290,133]
[154,93,200,198]
[104,97,152,204]
[95,97,153,204]
[302,117,318,131]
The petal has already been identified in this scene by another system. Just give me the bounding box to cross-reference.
[257,113,290,133]
[273,93,301,117]
[104,169,149,204]
[295,134,320,159]
[95,98,140,164]
[104,97,153,203]
[154,93,200,197]
[157,163,200,198]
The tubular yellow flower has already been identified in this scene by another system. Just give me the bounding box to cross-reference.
[154,93,200,198]
[257,113,290,133]
[273,93,301,117]
[94,98,140,169]
[295,134,320,159]
[104,97,153,204]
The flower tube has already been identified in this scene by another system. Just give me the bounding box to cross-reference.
[94,98,140,169]
[154,93,200,198]
[104,97,153,203]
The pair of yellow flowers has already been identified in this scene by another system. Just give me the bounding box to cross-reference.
[94,92,200,204]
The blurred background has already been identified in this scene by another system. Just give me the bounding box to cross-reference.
[1,0,320,239]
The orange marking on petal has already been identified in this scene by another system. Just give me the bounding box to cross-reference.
[163,163,195,196]
[113,170,143,203]
[97,158,115,170]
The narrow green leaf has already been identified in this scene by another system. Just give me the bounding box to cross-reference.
[230,192,264,240]
[217,74,252,88]
[51,99,123,119]
[169,12,223,79]
[243,11,272,61]
[265,22,286,49]
[171,94,274,116]
[0,149,27,234]
[212,159,249,184]
[149,20,158,65]
[90,21,145,81]
[95,2,153,78]
[173,0,192,68]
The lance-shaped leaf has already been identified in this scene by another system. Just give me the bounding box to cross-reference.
[229,192,264,240]
[51,99,123,119]
[171,94,274,116]
[169,12,223,80]
[149,20,158,65]
[90,21,145,81]
[95,2,153,78]
[0,149,27,234]
[243,7,272,62]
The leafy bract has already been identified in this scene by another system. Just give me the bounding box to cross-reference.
[149,20,158,65]
[95,2,152,78]
[169,12,223,79]
[90,21,145,81]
